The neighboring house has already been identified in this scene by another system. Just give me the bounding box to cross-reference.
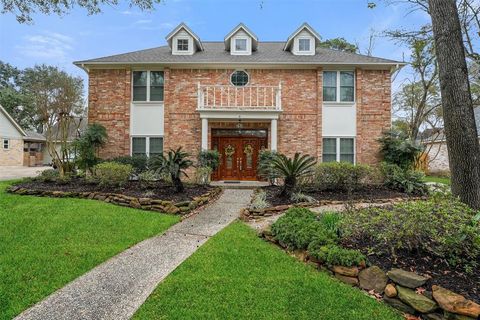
[0,105,46,166]
[74,22,402,181]
[424,106,480,173]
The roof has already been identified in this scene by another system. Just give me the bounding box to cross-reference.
[165,23,204,51]
[49,117,88,141]
[284,22,322,51]
[74,42,402,67]
[24,130,46,142]
[224,23,259,51]
[0,104,27,136]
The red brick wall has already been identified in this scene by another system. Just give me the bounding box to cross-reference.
[87,67,391,165]
[355,69,392,164]
[88,68,131,158]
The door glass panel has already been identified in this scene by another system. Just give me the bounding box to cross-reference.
[225,144,235,169]
[212,129,267,138]
[244,144,253,169]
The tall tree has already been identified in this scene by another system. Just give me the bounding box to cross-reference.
[319,38,359,53]
[429,0,480,209]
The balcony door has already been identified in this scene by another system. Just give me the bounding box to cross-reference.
[212,129,267,181]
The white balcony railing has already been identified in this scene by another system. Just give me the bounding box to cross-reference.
[197,83,282,111]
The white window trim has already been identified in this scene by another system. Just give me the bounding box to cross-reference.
[130,135,164,157]
[323,70,356,104]
[3,139,9,150]
[132,71,164,103]
[323,137,356,164]
[176,38,190,52]
[231,35,251,55]
[234,38,248,52]
[298,37,311,52]
[230,70,250,87]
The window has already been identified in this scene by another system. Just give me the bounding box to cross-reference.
[177,39,189,51]
[235,38,247,51]
[322,137,355,163]
[132,71,164,102]
[132,136,163,157]
[323,71,355,102]
[298,38,311,51]
[3,139,9,150]
[230,70,249,87]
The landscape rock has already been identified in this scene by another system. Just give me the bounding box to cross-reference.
[383,296,416,315]
[397,285,438,313]
[432,285,480,318]
[387,268,428,288]
[384,284,397,298]
[358,266,388,293]
[443,311,476,320]
[423,313,447,320]
[331,265,359,277]
[334,273,359,286]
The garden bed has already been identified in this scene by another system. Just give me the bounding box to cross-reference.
[262,185,412,207]
[8,179,221,215]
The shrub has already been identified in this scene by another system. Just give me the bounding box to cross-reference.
[198,150,220,170]
[249,190,270,210]
[308,243,365,267]
[314,162,372,192]
[94,162,132,187]
[381,162,428,195]
[138,170,159,189]
[342,195,480,271]
[271,207,337,250]
[258,150,280,185]
[111,155,148,174]
[194,166,213,185]
[36,169,59,182]
[290,192,316,204]
[73,123,107,173]
[269,153,316,198]
[378,130,423,169]
[149,147,193,193]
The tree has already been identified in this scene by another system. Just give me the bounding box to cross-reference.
[319,38,358,53]
[1,0,163,23]
[150,147,193,193]
[22,65,84,176]
[429,0,480,209]
[73,123,108,174]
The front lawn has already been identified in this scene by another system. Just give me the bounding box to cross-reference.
[134,222,401,320]
[0,181,179,320]
[424,175,451,185]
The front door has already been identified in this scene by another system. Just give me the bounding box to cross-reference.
[213,133,266,181]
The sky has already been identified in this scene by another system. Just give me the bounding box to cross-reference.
[0,0,431,90]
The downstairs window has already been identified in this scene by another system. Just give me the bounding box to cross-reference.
[132,136,163,157]
[322,137,355,163]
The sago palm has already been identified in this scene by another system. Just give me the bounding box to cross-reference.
[271,152,316,198]
[150,147,193,193]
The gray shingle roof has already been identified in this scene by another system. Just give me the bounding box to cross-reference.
[74,42,402,66]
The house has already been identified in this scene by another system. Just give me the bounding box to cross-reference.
[74,22,402,181]
[423,106,480,173]
[0,104,46,166]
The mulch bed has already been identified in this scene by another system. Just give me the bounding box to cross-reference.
[15,179,212,203]
[342,236,480,304]
[263,185,411,206]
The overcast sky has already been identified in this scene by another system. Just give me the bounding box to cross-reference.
[0,0,431,90]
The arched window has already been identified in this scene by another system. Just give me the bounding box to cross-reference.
[230,70,249,86]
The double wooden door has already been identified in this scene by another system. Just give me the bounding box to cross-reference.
[213,137,265,181]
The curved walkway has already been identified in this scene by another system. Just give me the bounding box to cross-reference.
[16,189,252,320]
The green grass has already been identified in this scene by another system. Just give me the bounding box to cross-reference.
[0,181,180,320]
[425,175,451,185]
[134,222,401,320]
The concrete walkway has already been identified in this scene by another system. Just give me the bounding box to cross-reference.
[16,189,252,320]
[0,166,50,181]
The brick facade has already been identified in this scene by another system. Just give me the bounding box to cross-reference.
[87,67,391,166]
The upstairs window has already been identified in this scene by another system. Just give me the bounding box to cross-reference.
[235,38,247,52]
[231,70,249,87]
[177,39,189,51]
[298,38,311,51]
[132,71,164,102]
[323,71,355,102]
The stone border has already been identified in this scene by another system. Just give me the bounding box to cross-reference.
[7,185,223,215]
[259,229,480,320]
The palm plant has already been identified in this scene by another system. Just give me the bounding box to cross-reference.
[149,147,193,193]
[270,152,316,198]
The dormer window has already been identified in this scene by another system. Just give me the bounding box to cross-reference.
[235,38,247,52]
[177,39,189,51]
[299,38,311,52]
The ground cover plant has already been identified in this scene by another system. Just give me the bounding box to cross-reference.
[133,222,401,320]
[0,180,179,320]
[341,195,480,303]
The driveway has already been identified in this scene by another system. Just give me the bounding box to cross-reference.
[0,166,51,181]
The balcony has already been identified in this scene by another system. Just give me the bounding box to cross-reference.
[197,83,282,111]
